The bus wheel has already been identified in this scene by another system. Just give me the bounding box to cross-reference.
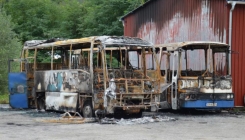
[215,110,222,113]
[244,95,245,106]
[38,97,45,110]
[83,103,93,118]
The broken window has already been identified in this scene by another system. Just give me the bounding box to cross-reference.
[160,53,168,76]
[105,50,122,69]
[181,49,205,76]
[128,51,140,69]
[214,52,227,76]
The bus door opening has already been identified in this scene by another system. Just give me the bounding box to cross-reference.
[8,59,28,108]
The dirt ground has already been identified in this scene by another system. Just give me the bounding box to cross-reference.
[0,106,245,140]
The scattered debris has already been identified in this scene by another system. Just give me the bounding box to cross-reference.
[100,115,176,125]
[39,112,97,124]
[61,112,83,118]
[38,112,176,125]
[41,117,96,124]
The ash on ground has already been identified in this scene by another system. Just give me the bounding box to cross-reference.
[100,115,176,125]
[37,113,176,125]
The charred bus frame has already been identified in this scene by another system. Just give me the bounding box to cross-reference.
[156,41,234,110]
[15,36,164,117]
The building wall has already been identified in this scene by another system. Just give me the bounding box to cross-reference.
[231,4,245,106]
[123,0,245,106]
[124,0,229,44]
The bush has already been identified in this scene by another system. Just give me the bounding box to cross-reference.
[0,94,9,104]
[0,9,22,94]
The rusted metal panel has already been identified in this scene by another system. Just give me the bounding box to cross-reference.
[123,0,229,44]
[231,4,245,106]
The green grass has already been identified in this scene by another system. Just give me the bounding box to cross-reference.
[232,107,245,112]
[0,94,9,104]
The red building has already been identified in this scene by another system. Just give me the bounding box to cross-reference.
[121,0,245,106]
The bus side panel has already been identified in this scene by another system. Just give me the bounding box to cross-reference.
[35,70,91,93]
[35,70,91,112]
[45,92,78,112]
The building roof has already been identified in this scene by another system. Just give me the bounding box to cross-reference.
[120,0,153,20]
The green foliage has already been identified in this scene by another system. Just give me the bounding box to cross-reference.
[4,0,89,41]
[58,0,86,38]
[0,0,146,95]
[0,93,9,104]
[5,0,64,41]
[106,53,122,68]
[2,0,145,65]
[0,8,22,94]
[78,0,144,37]
[4,0,145,41]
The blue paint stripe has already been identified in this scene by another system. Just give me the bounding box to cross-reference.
[180,100,234,108]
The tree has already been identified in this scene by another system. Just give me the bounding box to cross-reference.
[4,0,86,64]
[78,0,145,37]
[58,0,86,38]
[4,0,145,41]
[4,0,67,42]
[0,0,147,95]
[0,8,22,94]
[4,0,88,41]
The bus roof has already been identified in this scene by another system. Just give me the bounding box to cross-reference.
[155,41,229,51]
[23,36,153,50]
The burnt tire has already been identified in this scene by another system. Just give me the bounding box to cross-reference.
[215,110,222,113]
[244,95,245,106]
[37,97,45,110]
[83,103,93,118]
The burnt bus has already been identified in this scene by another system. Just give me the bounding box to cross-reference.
[155,41,234,110]
[8,36,165,117]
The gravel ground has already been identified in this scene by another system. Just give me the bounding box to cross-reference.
[0,107,245,140]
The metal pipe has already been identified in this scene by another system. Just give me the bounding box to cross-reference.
[51,46,54,70]
[34,48,37,71]
[69,44,72,69]
[90,38,95,94]
[228,2,236,75]
[228,1,236,48]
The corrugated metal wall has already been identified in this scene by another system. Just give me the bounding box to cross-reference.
[123,0,245,106]
[124,0,228,44]
[231,4,245,106]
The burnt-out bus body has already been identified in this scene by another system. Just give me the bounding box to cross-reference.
[156,42,234,110]
[11,36,165,117]
[9,38,232,115]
